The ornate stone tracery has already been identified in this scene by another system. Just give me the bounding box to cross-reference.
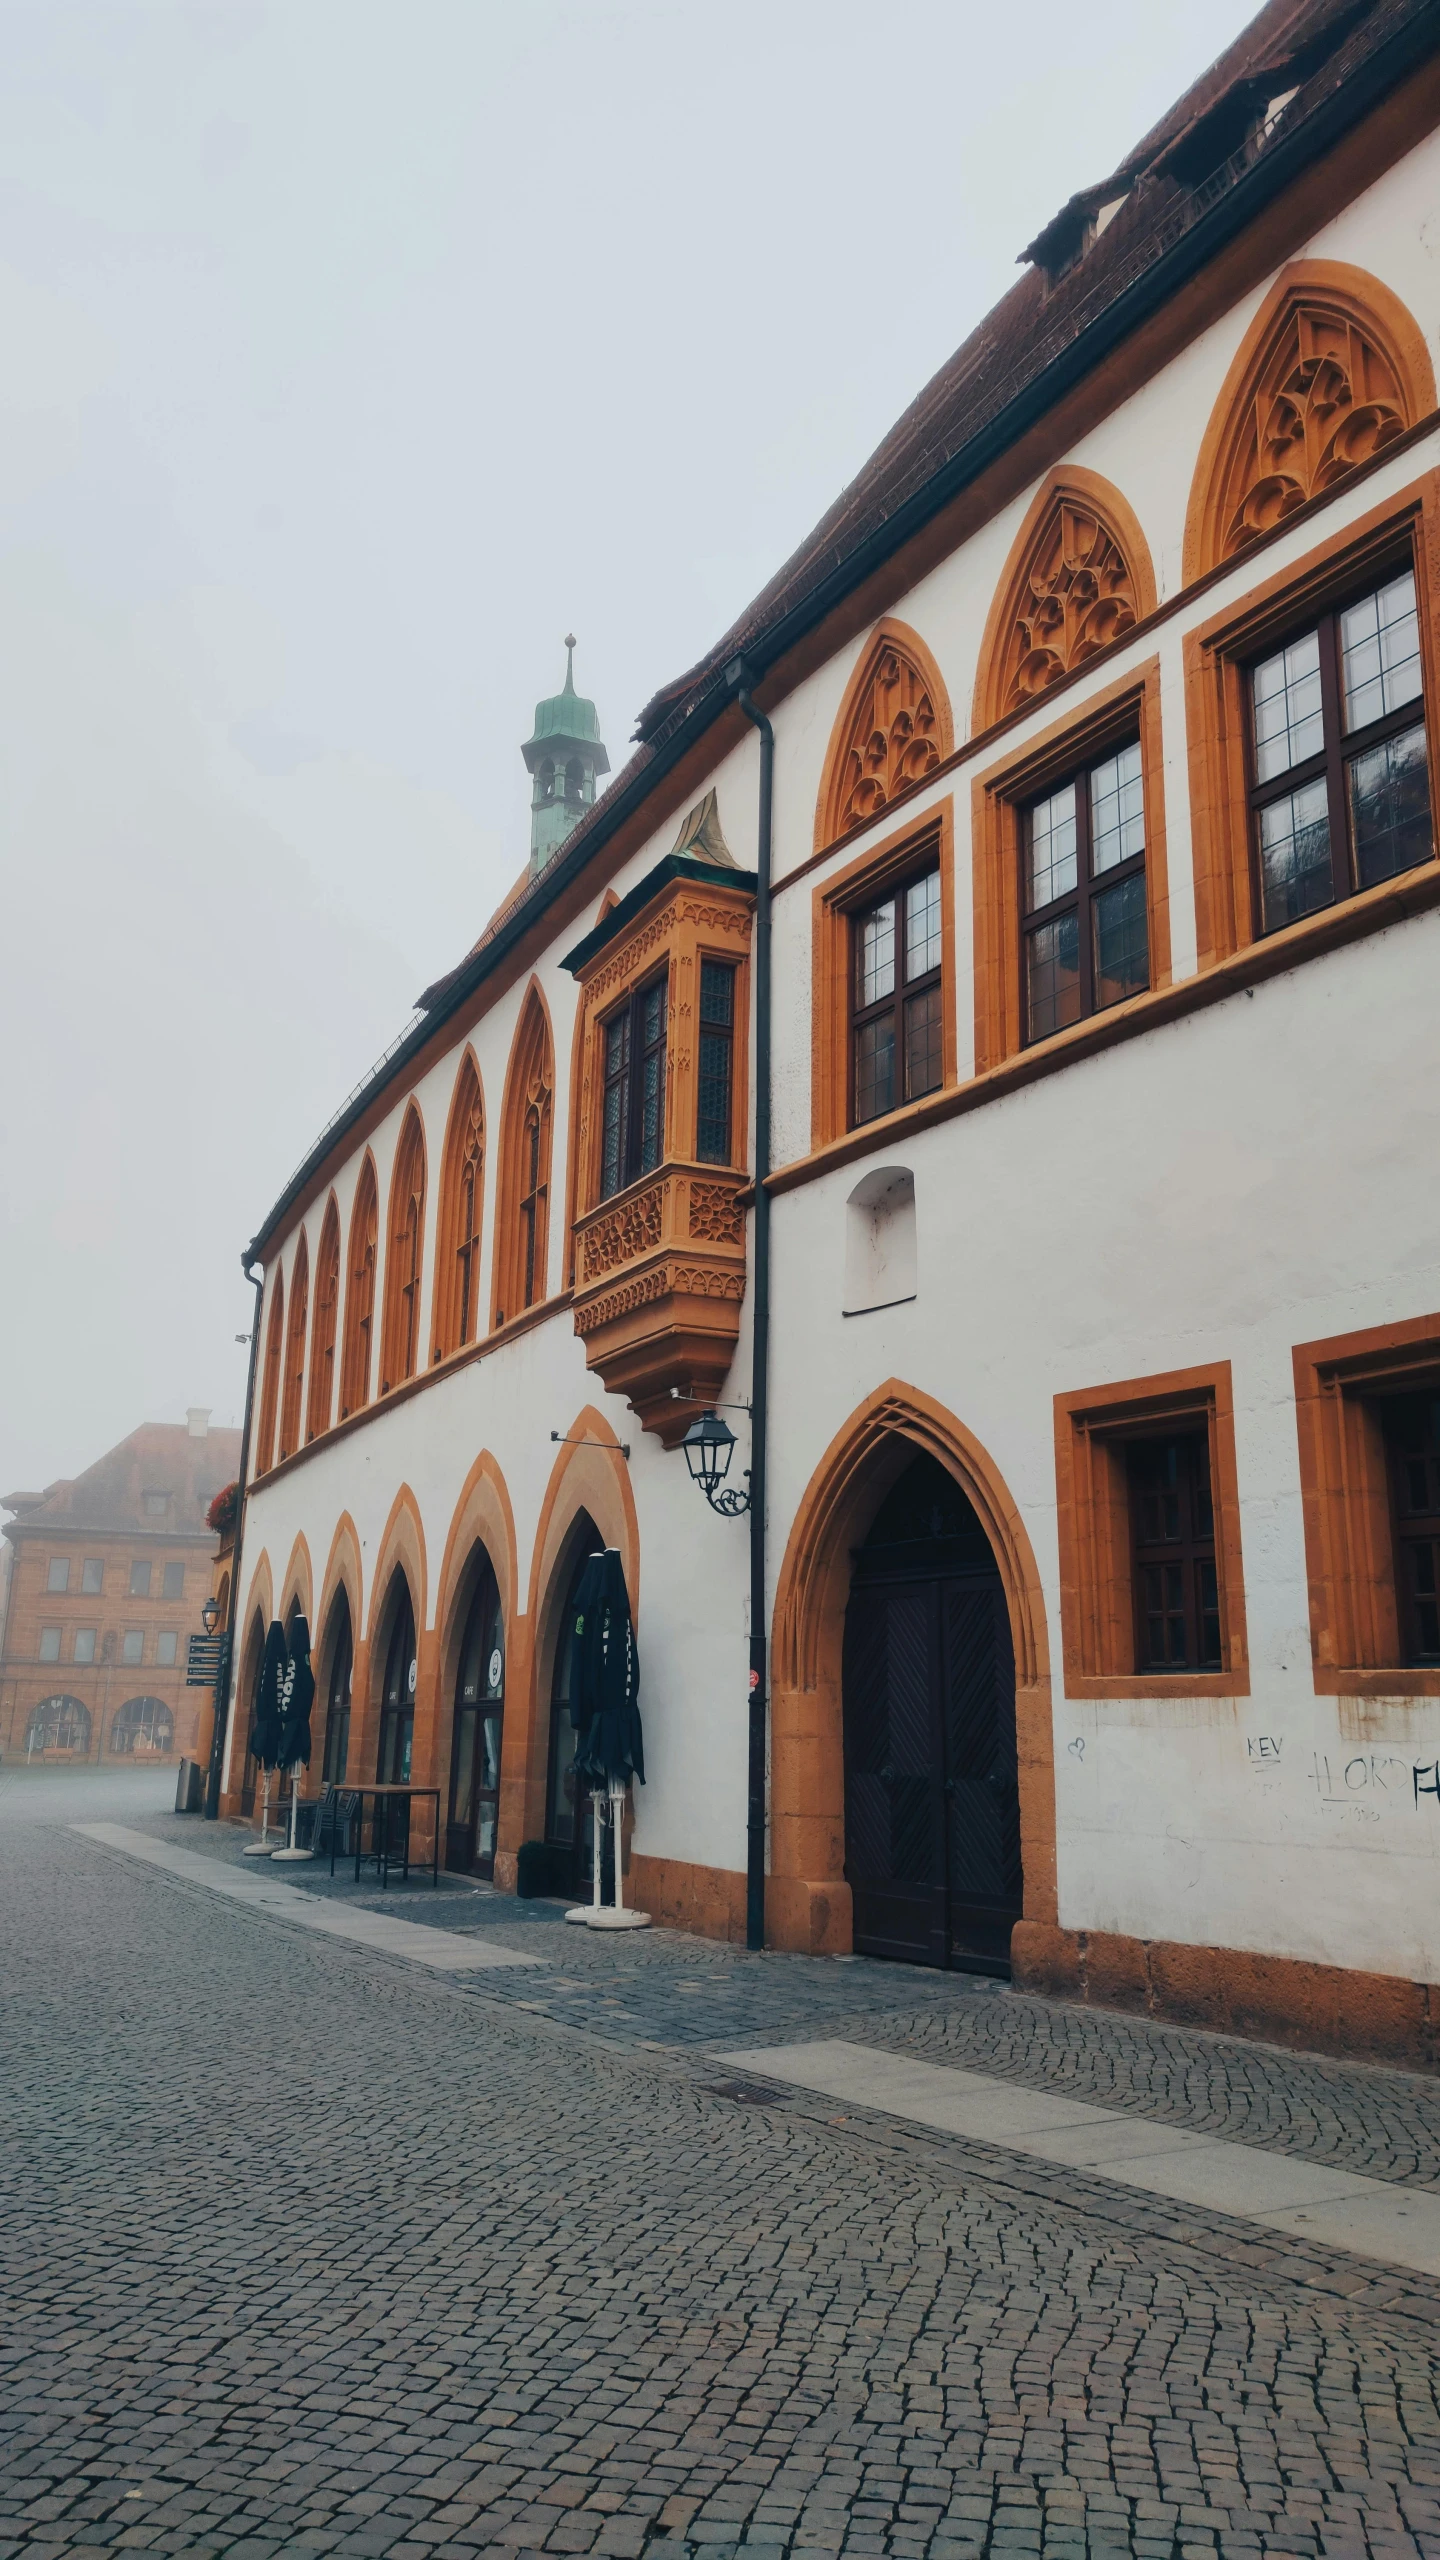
[974,471,1155,731]
[816,620,955,851]
[1183,265,1435,583]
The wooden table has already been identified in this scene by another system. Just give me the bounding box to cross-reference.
[333,1783,441,1889]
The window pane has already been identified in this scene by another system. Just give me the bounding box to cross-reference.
[904,868,941,981]
[699,958,734,1026]
[73,1629,96,1664]
[1348,721,1432,889]
[1341,570,1423,733]
[1089,740,1145,876]
[1026,782,1078,909]
[1258,777,1332,930]
[857,899,895,1006]
[1024,912,1080,1042]
[162,1562,184,1601]
[697,1025,733,1165]
[122,1630,144,1665]
[853,1014,896,1124]
[129,1559,152,1598]
[903,986,943,1101]
[82,1559,103,1594]
[639,1045,664,1175]
[39,1627,60,1662]
[1252,626,1324,781]
[47,1557,69,1593]
[1092,872,1149,1009]
[156,1631,178,1667]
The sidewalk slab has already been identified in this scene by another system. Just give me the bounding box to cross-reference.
[719,2037,1440,2277]
[72,1823,544,1971]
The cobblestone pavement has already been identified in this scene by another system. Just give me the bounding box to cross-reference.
[6,1770,1440,2560]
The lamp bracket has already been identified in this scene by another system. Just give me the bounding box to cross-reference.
[550,1430,631,1460]
[702,1470,752,1518]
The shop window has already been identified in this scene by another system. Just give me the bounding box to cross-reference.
[26,1696,90,1754]
[112,1697,172,1755]
[46,1556,69,1593]
[600,975,667,1198]
[1053,1363,1248,1697]
[377,1583,417,1784]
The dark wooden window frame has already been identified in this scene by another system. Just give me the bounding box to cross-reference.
[1021,732,1147,1044]
[598,969,668,1201]
[696,958,736,1166]
[1126,1426,1221,1674]
[847,860,943,1129]
[1243,544,1434,932]
[1380,1390,1440,1667]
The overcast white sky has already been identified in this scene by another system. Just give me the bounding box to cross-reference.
[0,0,1259,1499]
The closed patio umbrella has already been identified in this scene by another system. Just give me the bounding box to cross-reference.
[272,1617,317,1864]
[242,1620,289,1855]
[567,1549,648,1930]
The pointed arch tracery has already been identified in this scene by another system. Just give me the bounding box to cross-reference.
[974,466,1157,733]
[433,1049,486,1362]
[492,983,555,1330]
[380,1104,427,1394]
[254,1269,284,1476]
[339,1153,378,1420]
[1183,262,1435,584]
[278,1232,308,1463]
[307,1194,341,1442]
[816,618,955,851]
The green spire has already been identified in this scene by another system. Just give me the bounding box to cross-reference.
[521,636,611,874]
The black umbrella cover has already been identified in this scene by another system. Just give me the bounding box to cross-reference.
[570,1549,644,1791]
[249,1620,288,1770]
[275,1614,316,1769]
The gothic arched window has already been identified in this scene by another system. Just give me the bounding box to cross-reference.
[492,986,554,1329]
[380,1106,427,1394]
[278,1232,308,1463]
[255,1269,285,1476]
[433,1050,485,1361]
[307,1194,341,1441]
[339,1155,378,1419]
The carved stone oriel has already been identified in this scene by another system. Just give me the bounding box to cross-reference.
[565,858,756,1445]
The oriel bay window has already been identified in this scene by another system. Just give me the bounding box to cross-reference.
[1023,737,1148,1043]
[600,974,667,1200]
[851,864,942,1125]
[1247,564,1433,933]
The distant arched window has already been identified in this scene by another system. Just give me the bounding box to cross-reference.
[307,1194,341,1441]
[111,1696,173,1756]
[25,1695,90,1756]
[255,1269,285,1475]
[340,1156,379,1419]
[278,1233,308,1463]
[433,1050,485,1361]
[380,1106,427,1394]
[539,756,556,803]
[565,758,584,803]
[492,987,554,1329]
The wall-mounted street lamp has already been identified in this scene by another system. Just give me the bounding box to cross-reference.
[681,1410,752,1517]
[201,1595,221,1637]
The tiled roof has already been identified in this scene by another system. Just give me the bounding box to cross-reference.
[1,1424,242,1540]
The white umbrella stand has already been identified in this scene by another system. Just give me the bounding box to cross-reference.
[272,1764,314,1862]
[241,1767,280,1855]
[586,1782,650,1931]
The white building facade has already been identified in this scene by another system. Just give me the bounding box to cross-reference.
[221,0,1440,2064]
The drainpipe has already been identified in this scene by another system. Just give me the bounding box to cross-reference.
[204,1254,264,1820]
[730,661,772,1955]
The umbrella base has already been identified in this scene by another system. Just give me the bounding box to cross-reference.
[241,1841,276,1857]
[585,1907,651,1930]
[565,1906,594,1924]
[272,1846,314,1862]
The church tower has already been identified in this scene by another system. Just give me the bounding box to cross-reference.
[522,636,610,877]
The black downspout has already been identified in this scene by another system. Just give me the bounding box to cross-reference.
[731,664,772,1955]
[204,1255,264,1820]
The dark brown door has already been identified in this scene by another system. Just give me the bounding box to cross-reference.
[843,1455,1022,1974]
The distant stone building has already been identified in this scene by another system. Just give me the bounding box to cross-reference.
[0,1413,240,1765]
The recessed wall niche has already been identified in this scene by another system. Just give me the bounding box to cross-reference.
[844,1166,917,1316]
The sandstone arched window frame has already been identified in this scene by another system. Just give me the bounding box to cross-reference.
[432,1048,486,1362]
[379,1104,427,1395]
[972,466,1157,737]
[1183,261,1436,587]
[307,1194,341,1442]
[278,1232,308,1463]
[339,1153,379,1420]
[815,618,955,855]
[492,985,555,1331]
[254,1268,284,1477]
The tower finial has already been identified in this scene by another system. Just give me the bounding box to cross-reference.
[563,633,577,691]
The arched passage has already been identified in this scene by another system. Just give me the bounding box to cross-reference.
[770,1380,1055,1960]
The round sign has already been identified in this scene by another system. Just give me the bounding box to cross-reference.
[407,1657,417,1696]
[488,1648,503,1693]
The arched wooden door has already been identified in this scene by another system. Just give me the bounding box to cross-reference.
[843,1453,1022,1973]
[447,1556,504,1876]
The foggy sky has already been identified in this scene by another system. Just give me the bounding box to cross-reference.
[0,0,1257,1500]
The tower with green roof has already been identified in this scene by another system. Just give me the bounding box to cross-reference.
[522,635,610,876]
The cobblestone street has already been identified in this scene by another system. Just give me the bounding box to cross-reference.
[6,1771,1440,2560]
